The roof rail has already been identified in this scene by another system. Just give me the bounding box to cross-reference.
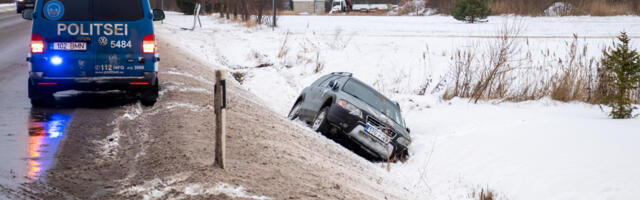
[331,72,353,77]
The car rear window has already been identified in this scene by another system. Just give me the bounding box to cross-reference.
[42,0,144,21]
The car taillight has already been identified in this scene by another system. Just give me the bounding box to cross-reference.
[143,34,155,53]
[31,33,44,53]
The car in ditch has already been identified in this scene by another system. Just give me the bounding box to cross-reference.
[15,0,35,14]
[22,0,165,107]
[288,72,410,161]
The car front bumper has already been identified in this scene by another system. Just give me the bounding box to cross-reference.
[326,105,396,159]
[29,71,157,92]
[345,125,395,159]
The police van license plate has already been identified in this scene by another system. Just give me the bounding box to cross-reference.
[53,42,87,51]
[365,124,389,143]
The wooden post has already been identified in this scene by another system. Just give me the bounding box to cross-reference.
[214,70,226,169]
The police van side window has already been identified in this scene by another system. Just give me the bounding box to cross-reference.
[42,0,143,21]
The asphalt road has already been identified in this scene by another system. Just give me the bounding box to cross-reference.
[0,10,136,195]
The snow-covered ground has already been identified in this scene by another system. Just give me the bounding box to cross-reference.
[157,13,640,199]
[0,3,15,13]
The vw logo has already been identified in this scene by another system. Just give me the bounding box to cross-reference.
[98,37,108,46]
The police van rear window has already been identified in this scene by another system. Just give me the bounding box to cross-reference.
[42,0,144,21]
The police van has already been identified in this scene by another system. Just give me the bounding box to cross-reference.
[22,0,165,107]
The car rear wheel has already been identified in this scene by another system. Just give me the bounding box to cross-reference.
[288,101,302,120]
[140,79,159,106]
[28,80,55,108]
[312,107,329,133]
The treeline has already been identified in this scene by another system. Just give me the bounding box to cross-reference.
[167,0,288,24]
[425,0,639,16]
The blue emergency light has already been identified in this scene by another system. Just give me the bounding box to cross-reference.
[50,56,63,66]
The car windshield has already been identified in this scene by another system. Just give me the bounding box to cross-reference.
[342,79,404,126]
[42,0,143,21]
[333,2,341,6]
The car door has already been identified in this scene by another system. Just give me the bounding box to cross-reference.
[309,75,342,114]
[299,75,330,120]
[92,0,152,77]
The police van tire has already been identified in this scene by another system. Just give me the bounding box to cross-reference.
[140,80,159,106]
[28,81,54,108]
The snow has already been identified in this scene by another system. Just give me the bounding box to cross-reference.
[393,97,640,199]
[0,3,15,13]
[120,173,271,200]
[157,12,640,199]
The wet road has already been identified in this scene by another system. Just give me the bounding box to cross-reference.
[0,10,136,195]
[0,10,54,189]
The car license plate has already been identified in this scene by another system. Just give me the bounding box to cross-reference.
[365,124,389,143]
[53,42,87,51]
[26,4,34,6]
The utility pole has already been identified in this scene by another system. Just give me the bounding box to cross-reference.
[160,0,164,24]
[272,0,276,30]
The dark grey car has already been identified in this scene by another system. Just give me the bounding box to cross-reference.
[288,72,410,161]
[16,0,35,13]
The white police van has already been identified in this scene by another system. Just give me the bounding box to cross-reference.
[22,0,165,107]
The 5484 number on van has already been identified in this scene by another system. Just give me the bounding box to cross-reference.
[110,40,132,49]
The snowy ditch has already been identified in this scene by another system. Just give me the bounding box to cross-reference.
[156,12,640,200]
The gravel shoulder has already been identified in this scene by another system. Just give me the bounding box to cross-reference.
[4,35,409,199]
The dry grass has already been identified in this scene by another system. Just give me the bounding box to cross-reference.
[430,0,639,16]
[570,0,639,16]
[549,34,599,102]
[231,71,247,84]
[440,20,637,104]
[469,186,506,200]
[443,20,523,102]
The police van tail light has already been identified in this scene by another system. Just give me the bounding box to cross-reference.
[31,34,44,54]
[143,34,156,53]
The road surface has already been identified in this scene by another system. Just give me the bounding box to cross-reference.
[0,10,140,198]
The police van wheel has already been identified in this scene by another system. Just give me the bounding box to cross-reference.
[28,81,55,108]
[140,80,159,106]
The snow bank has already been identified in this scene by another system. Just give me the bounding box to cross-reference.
[156,13,640,199]
[393,96,640,199]
[0,3,15,13]
[120,173,271,200]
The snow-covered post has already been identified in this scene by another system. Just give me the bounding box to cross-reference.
[214,70,227,169]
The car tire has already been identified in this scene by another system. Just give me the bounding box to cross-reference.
[140,79,159,106]
[288,101,302,120]
[393,148,410,163]
[311,106,330,134]
[28,80,54,108]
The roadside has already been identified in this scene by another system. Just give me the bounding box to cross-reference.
[156,12,640,200]
[1,33,411,199]
[0,3,14,13]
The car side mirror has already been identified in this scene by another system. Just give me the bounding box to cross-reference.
[328,80,339,90]
[22,9,34,20]
[153,9,165,21]
[406,128,411,133]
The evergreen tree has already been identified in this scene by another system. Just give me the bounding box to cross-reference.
[601,32,640,119]
[451,0,491,23]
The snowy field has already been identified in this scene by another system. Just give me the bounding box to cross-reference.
[157,13,640,199]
